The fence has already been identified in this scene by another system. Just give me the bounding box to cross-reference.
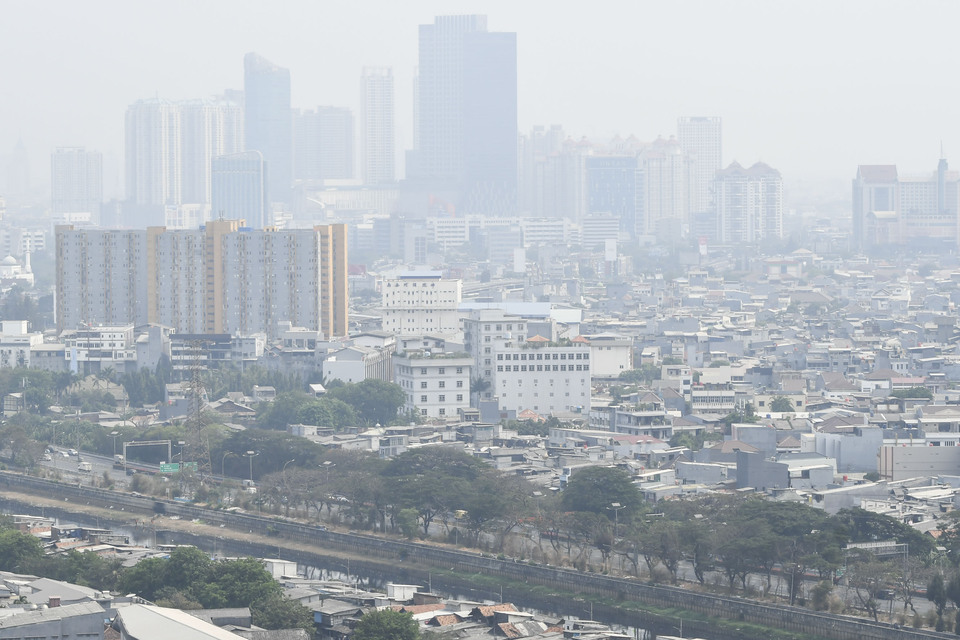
[0,471,950,640]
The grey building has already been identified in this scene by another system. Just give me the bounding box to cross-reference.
[244,52,292,203]
[211,151,269,228]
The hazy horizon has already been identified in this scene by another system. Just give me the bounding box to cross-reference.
[2,0,958,199]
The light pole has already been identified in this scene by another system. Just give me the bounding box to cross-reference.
[109,431,119,457]
[244,450,258,483]
[221,451,238,477]
[608,502,625,539]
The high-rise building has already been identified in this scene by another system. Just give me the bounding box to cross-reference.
[125,97,241,226]
[360,67,395,185]
[179,98,243,205]
[55,227,148,331]
[461,29,518,213]
[57,222,348,337]
[642,137,688,237]
[414,15,518,213]
[677,116,722,216]
[244,53,292,202]
[125,99,181,224]
[293,107,354,181]
[852,158,960,251]
[5,139,29,198]
[586,156,644,236]
[211,151,269,228]
[51,147,103,223]
[714,161,783,243]
[852,165,898,251]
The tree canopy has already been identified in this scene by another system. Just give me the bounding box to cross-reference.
[352,609,420,640]
[561,466,643,519]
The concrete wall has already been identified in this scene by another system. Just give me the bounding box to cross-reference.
[879,445,960,481]
[0,472,952,640]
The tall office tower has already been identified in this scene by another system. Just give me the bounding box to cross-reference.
[57,222,348,338]
[293,107,354,181]
[461,29,518,213]
[51,147,103,223]
[211,151,269,228]
[415,15,518,213]
[179,98,243,205]
[851,165,898,251]
[5,139,30,197]
[677,116,722,216]
[519,125,564,215]
[318,223,348,338]
[55,227,149,332]
[361,67,396,185]
[244,53,292,203]
[125,99,182,226]
[585,156,644,236]
[714,161,783,243]
[642,137,688,237]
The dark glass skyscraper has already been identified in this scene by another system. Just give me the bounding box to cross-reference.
[211,151,269,228]
[244,53,292,203]
[413,15,517,214]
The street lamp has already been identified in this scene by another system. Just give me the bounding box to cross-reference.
[607,502,625,539]
[176,440,186,464]
[221,451,239,477]
[109,431,119,457]
[321,459,335,477]
[244,450,258,483]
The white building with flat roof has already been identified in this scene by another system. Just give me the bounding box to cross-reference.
[394,351,471,419]
[493,335,591,415]
[380,271,462,336]
[0,321,42,368]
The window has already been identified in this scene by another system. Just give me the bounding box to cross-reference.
[456,380,463,388]
[421,395,427,402]
[438,367,445,374]
[421,381,428,389]
[421,408,427,415]
[456,367,463,373]
[456,394,463,401]
[439,394,445,402]
[439,408,445,416]
[439,381,445,388]
[421,368,428,374]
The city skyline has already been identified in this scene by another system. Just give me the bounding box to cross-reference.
[2,1,959,197]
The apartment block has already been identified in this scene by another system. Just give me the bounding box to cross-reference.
[394,351,471,419]
[56,222,348,338]
[380,271,462,336]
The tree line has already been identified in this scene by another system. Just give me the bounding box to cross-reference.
[0,522,311,633]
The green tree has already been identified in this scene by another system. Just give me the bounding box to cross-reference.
[251,593,314,633]
[326,379,406,426]
[208,557,281,606]
[770,396,795,412]
[890,386,933,400]
[0,528,44,572]
[296,397,358,430]
[352,609,420,640]
[929,573,948,630]
[561,466,643,519]
[834,507,935,559]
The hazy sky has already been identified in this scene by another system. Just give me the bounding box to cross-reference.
[2,0,958,197]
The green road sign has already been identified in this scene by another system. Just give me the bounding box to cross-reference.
[159,463,180,473]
